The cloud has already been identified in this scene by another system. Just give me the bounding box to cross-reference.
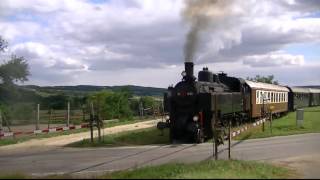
[0,0,319,86]
[11,42,88,71]
[242,51,304,67]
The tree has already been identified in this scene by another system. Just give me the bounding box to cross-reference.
[246,75,279,85]
[0,56,30,84]
[0,36,30,103]
[87,89,133,120]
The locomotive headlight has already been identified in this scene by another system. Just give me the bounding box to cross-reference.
[165,115,170,120]
[193,115,199,122]
[181,71,187,77]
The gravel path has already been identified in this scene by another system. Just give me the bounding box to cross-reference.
[0,119,161,154]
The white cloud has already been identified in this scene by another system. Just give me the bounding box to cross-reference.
[0,0,319,86]
[243,51,304,67]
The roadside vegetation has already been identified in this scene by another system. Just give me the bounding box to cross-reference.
[0,117,161,147]
[235,106,320,140]
[0,160,297,179]
[69,106,320,147]
[101,160,295,179]
[68,127,169,147]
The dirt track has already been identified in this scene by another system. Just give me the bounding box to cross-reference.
[0,119,161,154]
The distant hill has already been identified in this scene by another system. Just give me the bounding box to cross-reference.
[22,85,166,97]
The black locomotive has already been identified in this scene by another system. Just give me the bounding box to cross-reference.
[158,62,244,143]
[157,62,320,144]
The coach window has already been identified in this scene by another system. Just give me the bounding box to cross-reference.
[286,93,288,102]
[284,93,287,102]
[279,93,282,102]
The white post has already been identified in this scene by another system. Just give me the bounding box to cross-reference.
[67,102,70,127]
[36,104,40,130]
[0,110,3,133]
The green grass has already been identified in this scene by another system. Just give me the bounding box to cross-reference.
[68,127,169,147]
[101,160,295,179]
[0,128,89,146]
[235,106,320,140]
[0,173,31,179]
[70,106,320,147]
[0,117,160,147]
[0,160,297,179]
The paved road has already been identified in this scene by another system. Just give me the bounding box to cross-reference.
[0,133,319,178]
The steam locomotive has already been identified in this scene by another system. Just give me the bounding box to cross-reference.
[157,62,245,143]
[157,62,320,143]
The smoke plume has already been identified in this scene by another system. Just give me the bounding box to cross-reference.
[183,0,237,62]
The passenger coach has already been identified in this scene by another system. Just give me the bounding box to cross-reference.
[287,87,310,111]
[244,80,289,118]
[310,88,320,107]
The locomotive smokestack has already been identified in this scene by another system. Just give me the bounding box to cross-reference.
[185,61,194,80]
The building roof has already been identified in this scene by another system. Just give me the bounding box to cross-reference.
[245,80,289,92]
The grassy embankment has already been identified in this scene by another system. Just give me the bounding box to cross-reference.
[0,116,160,147]
[68,127,169,147]
[70,106,320,147]
[235,106,320,140]
[101,160,296,179]
[0,160,296,179]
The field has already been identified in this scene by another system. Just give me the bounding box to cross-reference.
[68,127,169,147]
[235,106,320,140]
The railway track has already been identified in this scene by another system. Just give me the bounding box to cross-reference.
[68,143,197,175]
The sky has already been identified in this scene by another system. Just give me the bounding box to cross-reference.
[0,0,319,88]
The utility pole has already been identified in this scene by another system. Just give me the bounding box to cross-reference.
[67,102,70,127]
[48,109,52,129]
[213,94,218,160]
[90,102,94,143]
[228,118,231,160]
[36,104,40,130]
[262,99,265,132]
[97,102,101,142]
[0,110,3,134]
